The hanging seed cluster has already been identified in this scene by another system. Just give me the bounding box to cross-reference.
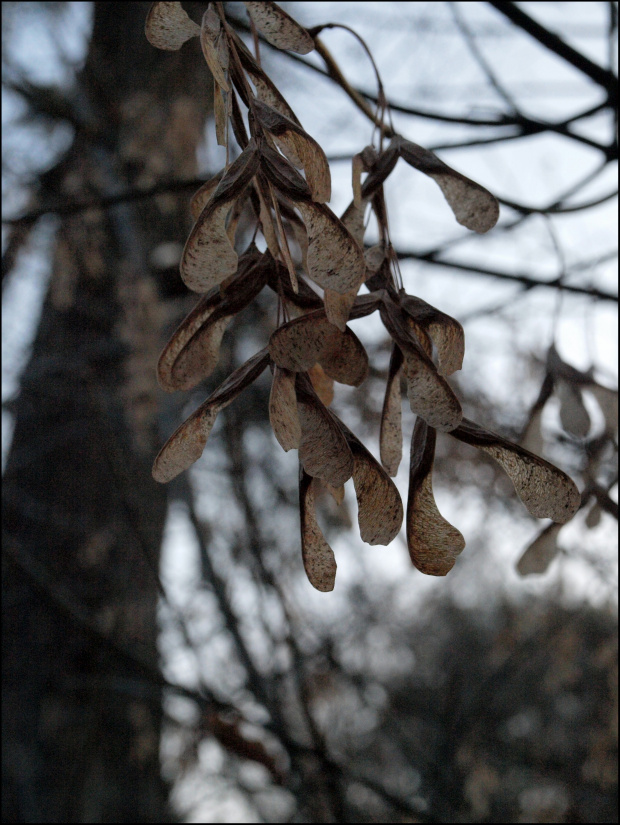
[147,1,580,591]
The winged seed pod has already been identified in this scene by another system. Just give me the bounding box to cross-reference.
[244,1,315,55]
[147,2,581,590]
[145,1,201,51]
[407,419,466,576]
[394,136,499,233]
[450,418,580,523]
[299,469,337,591]
[152,349,270,483]
[181,141,260,292]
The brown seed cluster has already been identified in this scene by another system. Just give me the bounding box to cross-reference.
[147,1,580,591]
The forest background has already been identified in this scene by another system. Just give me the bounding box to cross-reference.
[2,2,618,822]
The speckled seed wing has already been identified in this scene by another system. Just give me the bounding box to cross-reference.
[294,201,365,294]
[380,298,462,432]
[245,1,314,54]
[450,418,581,523]
[299,469,337,592]
[269,367,301,452]
[200,7,230,91]
[400,292,464,377]
[395,137,499,234]
[145,2,201,50]
[152,349,270,483]
[338,421,403,546]
[407,419,466,576]
[516,522,563,576]
[254,99,330,203]
[181,140,260,292]
[380,343,404,477]
[295,375,353,487]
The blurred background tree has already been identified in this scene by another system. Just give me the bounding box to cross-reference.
[2,2,617,822]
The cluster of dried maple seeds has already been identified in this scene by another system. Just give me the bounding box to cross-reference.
[147,1,580,591]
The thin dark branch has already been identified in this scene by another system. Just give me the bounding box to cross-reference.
[395,251,618,302]
[487,1,618,97]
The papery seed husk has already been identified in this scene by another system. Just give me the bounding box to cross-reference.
[380,298,462,432]
[270,367,301,451]
[157,287,222,392]
[254,100,331,202]
[324,288,357,331]
[182,143,260,291]
[400,291,464,376]
[340,200,367,249]
[516,522,563,576]
[152,402,219,483]
[201,8,230,91]
[407,419,465,575]
[214,83,228,146]
[318,325,368,388]
[450,418,581,523]
[169,249,267,390]
[380,344,404,476]
[307,364,334,407]
[300,468,337,591]
[395,137,499,234]
[153,351,269,483]
[245,1,314,54]
[296,375,353,487]
[145,1,201,51]
[294,201,365,294]
[190,175,222,222]
[338,421,403,546]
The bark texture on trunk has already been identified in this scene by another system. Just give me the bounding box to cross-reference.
[2,4,211,821]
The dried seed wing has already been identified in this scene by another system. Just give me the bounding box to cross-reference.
[360,145,399,199]
[247,69,301,126]
[407,419,465,575]
[170,249,267,390]
[260,143,312,201]
[157,288,223,392]
[364,243,385,275]
[145,2,201,51]
[556,380,591,437]
[590,383,618,435]
[152,402,219,483]
[294,202,365,294]
[396,137,499,233]
[585,502,601,528]
[190,175,222,222]
[207,347,270,408]
[300,469,336,591]
[269,312,338,373]
[296,375,353,487]
[340,200,366,249]
[400,292,464,376]
[339,422,403,545]
[450,418,581,523]
[307,364,334,407]
[380,344,404,476]
[516,522,563,576]
[245,1,314,54]
[171,316,229,391]
[324,288,357,331]
[270,367,301,451]
[380,300,462,432]
[153,350,269,483]
[214,83,228,146]
[326,483,345,505]
[318,326,369,388]
[200,8,230,91]
[181,142,260,291]
[253,100,331,202]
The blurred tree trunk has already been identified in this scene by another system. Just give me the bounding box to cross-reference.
[2,3,210,821]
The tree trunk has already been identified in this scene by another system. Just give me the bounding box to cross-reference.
[2,4,210,821]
